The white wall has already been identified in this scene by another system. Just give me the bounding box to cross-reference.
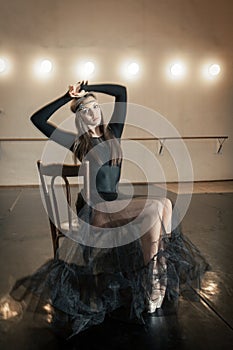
[0,0,232,185]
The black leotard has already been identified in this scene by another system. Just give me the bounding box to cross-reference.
[30,84,127,203]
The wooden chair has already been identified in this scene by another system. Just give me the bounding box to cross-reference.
[37,160,90,257]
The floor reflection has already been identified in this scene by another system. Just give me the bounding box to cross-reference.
[200,271,223,304]
[0,296,23,320]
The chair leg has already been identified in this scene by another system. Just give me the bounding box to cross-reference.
[53,238,59,258]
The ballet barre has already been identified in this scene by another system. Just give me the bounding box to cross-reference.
[126,136,228,155]
[0,136,228,154]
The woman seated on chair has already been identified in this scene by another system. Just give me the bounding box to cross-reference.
[31,81,173,303]
[2,81,208,338]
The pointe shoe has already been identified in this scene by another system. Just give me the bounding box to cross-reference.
[147,295,164,313]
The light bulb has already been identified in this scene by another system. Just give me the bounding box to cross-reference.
[208,64,221,76]
[170,63,184,77]
[0,58,7,73]
[40,59,52,73]
[84,61,95,75]
[127,62,139,75]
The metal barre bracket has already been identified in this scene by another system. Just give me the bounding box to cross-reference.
[216,138,227,154]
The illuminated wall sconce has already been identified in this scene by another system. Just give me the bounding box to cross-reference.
[84,61,95,76]
[201,62,221,80]
[208,64,221,77]
[127,62,140,76]
[0,58,7,73]
[39,59,53,74]
[121,61,140,79]
[34,58,53,77]
[169,62,186,78]
[76,60,96,79]
[0,58,9,74]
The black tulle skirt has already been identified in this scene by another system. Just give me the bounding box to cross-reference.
[0,198,209,339]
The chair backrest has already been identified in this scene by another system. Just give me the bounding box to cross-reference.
[37,160,90,257]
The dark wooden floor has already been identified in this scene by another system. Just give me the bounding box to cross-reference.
[0,186,233,350]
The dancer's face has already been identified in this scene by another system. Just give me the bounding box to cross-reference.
[77,96,102,127]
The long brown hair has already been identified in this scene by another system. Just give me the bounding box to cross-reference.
[71,93,122,166]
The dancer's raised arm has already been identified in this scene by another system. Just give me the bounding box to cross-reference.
[30,92,76,151]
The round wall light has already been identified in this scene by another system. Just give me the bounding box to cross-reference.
[170,62,185,78]
[127,62,140,76]
[208,64,221,77]
[34,58,53,78]
[84,61,95,76]
[201,62,222,80]
[0,58,7,73]
[39,59,53,74]
[0,58,8,74]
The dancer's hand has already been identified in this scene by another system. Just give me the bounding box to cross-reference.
[68,80,88,98]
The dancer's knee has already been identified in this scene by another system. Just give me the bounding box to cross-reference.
[163,198,172,215]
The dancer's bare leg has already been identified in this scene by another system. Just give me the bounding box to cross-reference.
[139,198,172,312]
[140,198,172,265]
[161,198,172,236]
[139,201,163,264]
[92,197,172,312]
[92,197,172,265]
